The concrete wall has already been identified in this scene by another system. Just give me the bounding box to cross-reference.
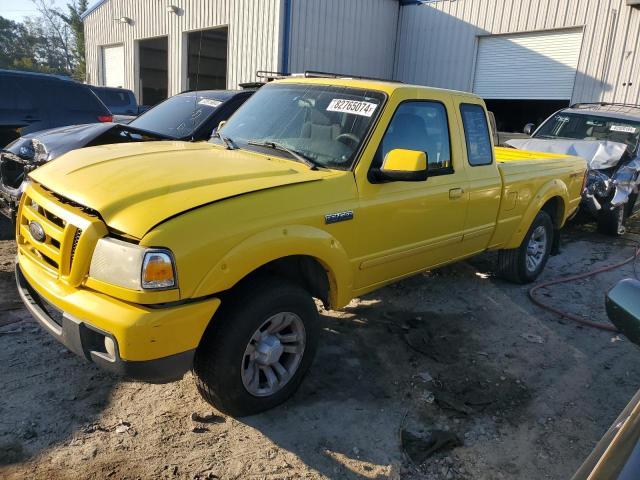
[84,0,283,97]
[394,0,640,104]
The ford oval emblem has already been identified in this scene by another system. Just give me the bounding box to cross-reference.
[29,221,46,242]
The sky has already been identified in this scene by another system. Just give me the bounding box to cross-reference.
[0,0,99,22]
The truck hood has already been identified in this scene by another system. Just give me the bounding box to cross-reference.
[7,123,117,162]
[5,123,170,164]
[506,138,629,170]
[29,141,328,238]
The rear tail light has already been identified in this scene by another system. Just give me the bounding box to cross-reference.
[98,115,113,123]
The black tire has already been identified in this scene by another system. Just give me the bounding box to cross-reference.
[498,210,554,284]
[597,204,625,236]
[625,193,638,219]
[193,276,320,417]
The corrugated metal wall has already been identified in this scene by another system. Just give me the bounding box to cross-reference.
[84,0,282,96]
[287,0,399,79]
[394,0,640,104]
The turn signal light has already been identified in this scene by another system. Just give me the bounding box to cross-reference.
[142,252,176,289]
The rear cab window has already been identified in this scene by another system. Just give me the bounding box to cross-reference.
[94,89,134,108]
[460,103,493,166]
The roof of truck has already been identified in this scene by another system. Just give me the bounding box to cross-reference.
[274,75,476,98]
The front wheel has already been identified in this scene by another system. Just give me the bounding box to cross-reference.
[193,276,319,417]
[498,210,554,284]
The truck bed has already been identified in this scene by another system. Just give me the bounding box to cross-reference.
[489,147,586,248]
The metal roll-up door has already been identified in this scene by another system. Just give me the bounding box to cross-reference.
[102,45,125,88]
[473,29,583,100]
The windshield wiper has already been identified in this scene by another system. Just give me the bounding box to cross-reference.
[213,131,236,150]
[247,140,320,170]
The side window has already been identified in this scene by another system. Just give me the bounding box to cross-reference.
[460,103,493,166]
[46,82,106,113]
[377,101,452,174]
[0,77,36,112]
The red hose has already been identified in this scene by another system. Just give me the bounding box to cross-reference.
[528,245,640,332]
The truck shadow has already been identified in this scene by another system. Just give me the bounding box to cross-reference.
[239,287,533,479]
[0,266,119,467]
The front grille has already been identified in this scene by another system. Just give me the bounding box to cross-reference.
[70,228,82,265]
[0,154,27,189]
[17,182,106,285]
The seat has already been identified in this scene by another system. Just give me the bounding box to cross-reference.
[301,109,341,141]
[374,113,429,169]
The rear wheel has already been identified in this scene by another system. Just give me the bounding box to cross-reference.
[193,276,319,417]
[498,210,553,284]
[625,193,638,219]
[597,204,625,236]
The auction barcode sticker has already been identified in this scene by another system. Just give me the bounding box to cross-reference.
[327,99,378,117]
[199,98,222,108]
[610,125,637,133]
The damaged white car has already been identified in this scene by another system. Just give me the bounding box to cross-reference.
[508,103,640,236]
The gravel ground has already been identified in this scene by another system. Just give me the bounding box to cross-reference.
[1,214,639,480]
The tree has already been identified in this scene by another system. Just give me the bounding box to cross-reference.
[31,0,74,73]
[0,1,88,78]
[54,0,89,80]
[31,0,89,80]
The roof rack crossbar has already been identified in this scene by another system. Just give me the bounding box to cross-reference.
[303,70,402,83]
[256,70,291,81]
[570,102,640,109]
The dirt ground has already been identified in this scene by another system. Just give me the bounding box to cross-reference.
[1,214,640,480]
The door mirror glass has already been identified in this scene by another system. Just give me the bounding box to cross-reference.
[377,149,428,182]
[523,123,536,136]
[606,279,640,346]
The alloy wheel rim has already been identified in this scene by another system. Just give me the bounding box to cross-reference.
[526,225,547,273]
[241,312,306,397]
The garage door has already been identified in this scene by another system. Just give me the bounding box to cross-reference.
[102,45,125,88]
[473,29,583,100]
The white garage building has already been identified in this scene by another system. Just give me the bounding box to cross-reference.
[83,0,640,130]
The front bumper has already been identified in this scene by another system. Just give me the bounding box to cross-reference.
[16,256,221,383]
[0,184,18,220]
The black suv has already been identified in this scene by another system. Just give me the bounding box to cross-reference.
[0,70,112,148]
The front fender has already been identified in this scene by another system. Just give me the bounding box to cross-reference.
[192,225,354,307]
[503,179,569,249]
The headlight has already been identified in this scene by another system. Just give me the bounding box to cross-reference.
[586,170,613,198]
[32,139,49,163]
[89,237,176,290]
[17,139,49,163]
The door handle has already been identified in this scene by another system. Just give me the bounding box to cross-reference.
[449,188,464,199]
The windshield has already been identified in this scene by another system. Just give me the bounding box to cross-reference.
[535,112,640,153]
[216,83,386,169]
[130,93,222,139]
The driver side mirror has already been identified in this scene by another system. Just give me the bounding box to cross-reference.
[606,279,640,346]
[523,123,536,136]
[375,149,428,182]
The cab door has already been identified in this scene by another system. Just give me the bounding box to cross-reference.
[352,92,469,291]
[452,97,503,255]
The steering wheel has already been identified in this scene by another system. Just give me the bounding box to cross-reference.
[336,132,360,147]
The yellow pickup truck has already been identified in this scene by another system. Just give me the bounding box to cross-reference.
[15,77,586,416]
